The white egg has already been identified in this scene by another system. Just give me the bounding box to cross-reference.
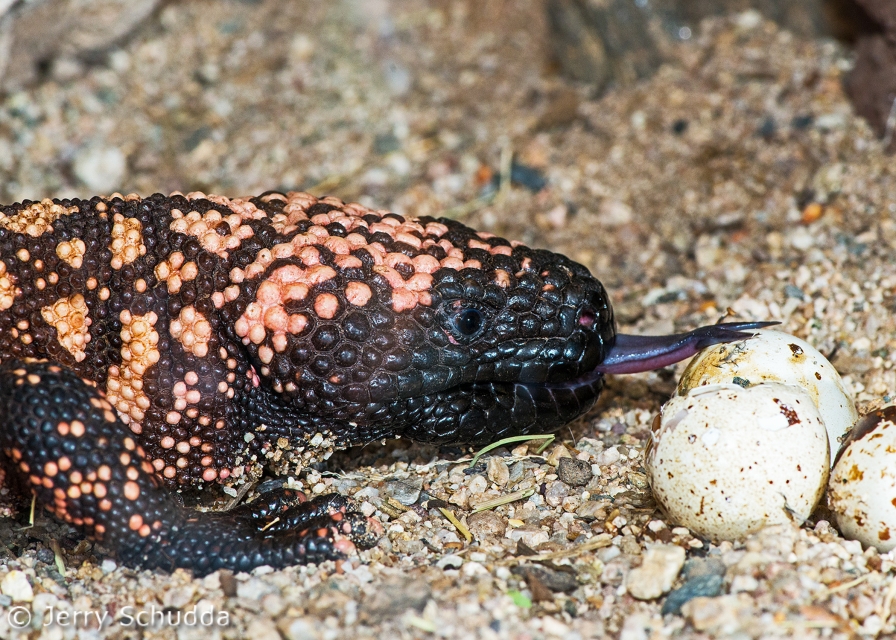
[828,406,896,551]
[677,329,857,461]
[646,382,829,540]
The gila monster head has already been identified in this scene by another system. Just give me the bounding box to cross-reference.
[225,194,771,446]
[227,196,612,446]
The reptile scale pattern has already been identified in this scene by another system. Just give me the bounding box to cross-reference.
[0,191,614,573]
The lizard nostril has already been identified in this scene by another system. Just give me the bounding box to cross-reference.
[578,306,596,330]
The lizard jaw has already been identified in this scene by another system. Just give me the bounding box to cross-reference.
[507,321,779,432]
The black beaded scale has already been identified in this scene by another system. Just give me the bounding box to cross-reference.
[0,191,614,574]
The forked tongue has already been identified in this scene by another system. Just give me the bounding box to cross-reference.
[595,321,780,375]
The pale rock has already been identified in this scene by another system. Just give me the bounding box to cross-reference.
[246,616,282,640]
[354,486,380,501]
[544,480,570,507]
[597,447,622,466]
[383,478,422,505]
[619,613,649,640]
[236,577,276,601]
[1,570,33,602]
[626,544,685,600]
[436,555,463,570]
[487,457,510,486]
[861,614,884,636]
[787,227,814,251]
[466,474,488,496]
[546,444,572,466]
[462,561,488,577]
[448,486,469,508]
[507,527,549,547]
[73,146,126,193]
[467,510,507,538]
[279,617,319,640]
[682,594,753,634]
[436,529,461,545]
[599,199,633,226]
[261,593,285,617]
[163,584,196,608]
[729,574,759,593]
[539,615,570,636]
[576,500,606,520]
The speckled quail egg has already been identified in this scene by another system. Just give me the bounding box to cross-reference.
[677,329,857,461]
[828,405,896,551]
[645,382,830,540]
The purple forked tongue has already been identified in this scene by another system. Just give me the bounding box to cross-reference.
[594,321,780,375]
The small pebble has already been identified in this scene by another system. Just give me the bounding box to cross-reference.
[237,577,276,600]
[558,457,593,486]
[544,480,570,507]
[280,618,317,640]
[507,527,550,547]
[436,555,463,570]
[383,478,422,505]
[784,284,805,300]
[682,557,727,580]
[246,617,281,640]
[597,446,622,466]
[575,500,606,520]
[163,585,197,608]
[466,474,488,496]
[36,547,56,565]
[360,577,431,623]
[546,444,572,466]
[662,574,725,615]
[626,544,686,600]
[467,510,507,537]
[73,146,127,193]
[495,161,547,192]
[487,457,510,485]
[681,594,751,633]
[511,564,578,592]
[1,570,34,602]
[218,570,238,597]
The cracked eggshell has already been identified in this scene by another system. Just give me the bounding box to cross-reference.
[676,329,856,462]
[829,406,896,551]
[645,382,829,541]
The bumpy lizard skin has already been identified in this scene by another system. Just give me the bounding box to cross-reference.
[0,191,617,573]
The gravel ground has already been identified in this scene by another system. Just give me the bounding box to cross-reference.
[2,1,896,638]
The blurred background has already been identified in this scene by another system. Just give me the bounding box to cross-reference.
[0,0,894,343]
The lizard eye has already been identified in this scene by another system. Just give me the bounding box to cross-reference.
[454,308,484,336]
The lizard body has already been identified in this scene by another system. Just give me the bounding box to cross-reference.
[0,190,765,573]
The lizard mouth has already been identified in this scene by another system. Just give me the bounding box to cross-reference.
[515,321,779,415]
[397,367,607,446]
[398,321,778,445]
[508,367,607,432]
[364,322,774,445]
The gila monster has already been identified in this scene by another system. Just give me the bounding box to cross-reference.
[0,190,769,574]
